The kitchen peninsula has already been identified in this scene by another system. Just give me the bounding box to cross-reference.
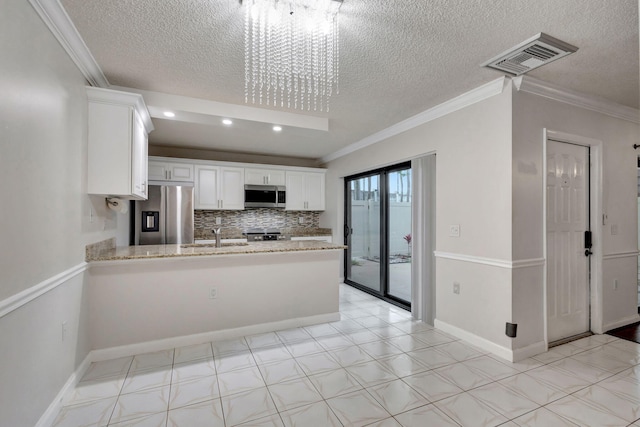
[87,239,345,356]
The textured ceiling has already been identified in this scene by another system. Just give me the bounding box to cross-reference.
[60,0,639,160]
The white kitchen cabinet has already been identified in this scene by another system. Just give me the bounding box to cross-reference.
[285,171,326,211]
[195,165,244,210]
[87,87,153,200]
[148,160,194,182]
[245,168,286,186]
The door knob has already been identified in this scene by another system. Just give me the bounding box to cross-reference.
[585,249,593,256]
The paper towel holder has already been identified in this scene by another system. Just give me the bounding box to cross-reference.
[106,197,129,214]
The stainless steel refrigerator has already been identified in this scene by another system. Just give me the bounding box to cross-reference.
[133,184,194,245]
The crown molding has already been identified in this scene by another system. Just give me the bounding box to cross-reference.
[29,0,109,87]
[321,77,508,164]
[513,76,639,124]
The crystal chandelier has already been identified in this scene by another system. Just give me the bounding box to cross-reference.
[244,0,341,112]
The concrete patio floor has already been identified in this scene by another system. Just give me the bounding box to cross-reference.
[348,258,412,303]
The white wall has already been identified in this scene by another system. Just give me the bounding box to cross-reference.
[89,251,340,350]
[322,83,515,353]
[511,90,640,345]
[0,1,114,425]
[323,80,639,361]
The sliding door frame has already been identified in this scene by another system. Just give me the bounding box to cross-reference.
[344,161,412,310]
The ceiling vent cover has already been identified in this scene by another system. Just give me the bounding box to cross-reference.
[482,33,578,76]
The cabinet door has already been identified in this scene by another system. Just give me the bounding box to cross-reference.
[245,168,268,185]
[195,166,220,209]
[220,167,245,210]
[304,173,325,211]
[148,162,193,182]
[265,169,286,186]
[148,161,168,181]
[131,111,148,199]
[285,171,306,210]
[168,163,194,181]
[244,168,285,186]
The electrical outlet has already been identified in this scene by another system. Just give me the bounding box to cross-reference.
[449,225,460,237]
[61,321,68,342]
[215,217,222,225]
[611,224,619,235]
[453,282,460,294]
[209,288,217,299]
[298,217,304,224]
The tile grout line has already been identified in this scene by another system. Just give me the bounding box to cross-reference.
[62,286,640,427]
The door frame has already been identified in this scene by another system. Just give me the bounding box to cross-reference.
[343,162,412,309]
[543,129,604,347]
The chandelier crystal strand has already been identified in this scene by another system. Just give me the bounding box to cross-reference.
[244,0,340,111]
[259,4,266,105]
[265,6,271,106]
[252,3,259,104]
[244,2,250,104]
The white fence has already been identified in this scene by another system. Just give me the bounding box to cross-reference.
[350,201,411,260]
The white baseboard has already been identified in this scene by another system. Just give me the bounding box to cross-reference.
[512,340,547,362]
[91,312,341,362]
[434,319,515,362]
[35,353,92,427]
[603,314,640,333]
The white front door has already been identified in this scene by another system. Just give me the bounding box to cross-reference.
[546,140,590,343]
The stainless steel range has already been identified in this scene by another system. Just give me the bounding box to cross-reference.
[243,228,290,242]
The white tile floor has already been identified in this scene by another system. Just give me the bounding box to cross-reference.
[53,284,640,427]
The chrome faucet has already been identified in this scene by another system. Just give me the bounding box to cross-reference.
[212,228,222,248]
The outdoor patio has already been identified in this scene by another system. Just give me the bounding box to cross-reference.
[349,257,412,303]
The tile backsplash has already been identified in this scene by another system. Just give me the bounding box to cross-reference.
[195,209,320,237]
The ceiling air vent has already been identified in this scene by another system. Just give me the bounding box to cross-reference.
[482,33,578,76]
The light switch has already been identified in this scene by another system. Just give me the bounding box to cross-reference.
[611,224,618,235]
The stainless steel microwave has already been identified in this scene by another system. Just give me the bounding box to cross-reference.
[244,185,286,208]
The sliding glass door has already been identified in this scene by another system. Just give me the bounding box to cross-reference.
[345,173,381,293]
[345,163,412,306]
[388,168,412,302]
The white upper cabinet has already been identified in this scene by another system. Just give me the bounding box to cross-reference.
[148,160,194,182]
[195,165,244,210]
[86,87,153,200]
[285,171,326,211]
[245,168,286,186]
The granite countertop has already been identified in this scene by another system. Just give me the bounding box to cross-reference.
[87,240,346,262]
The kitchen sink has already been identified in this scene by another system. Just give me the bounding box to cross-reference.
[180,242,249,248]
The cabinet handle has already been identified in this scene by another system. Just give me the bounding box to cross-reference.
[168,171,172,180]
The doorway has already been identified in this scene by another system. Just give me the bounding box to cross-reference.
[344,162,412,308]
[546,139,591,343]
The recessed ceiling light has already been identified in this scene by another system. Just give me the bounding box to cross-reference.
[163,111,175,118]
[222,119,233,125]
[273,125,282,132]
